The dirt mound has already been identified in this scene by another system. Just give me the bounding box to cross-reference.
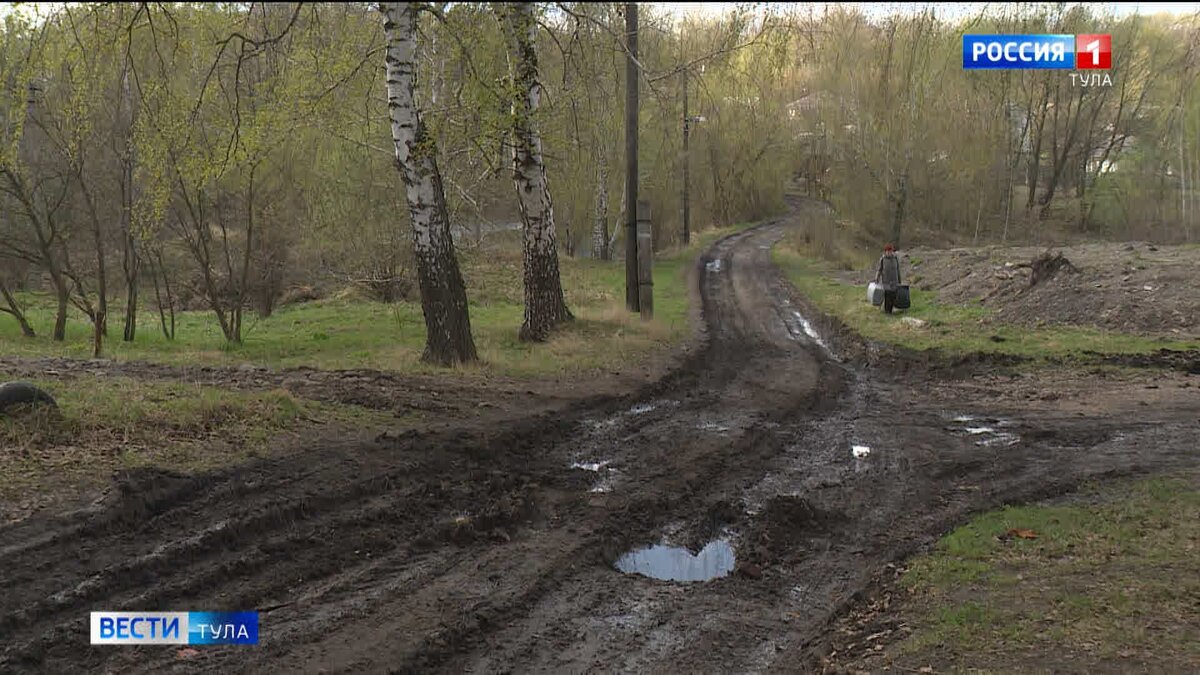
[900,242,1200,336]
[1029,251,1078,286]
[97,467,210,529]
[741,495,841,567]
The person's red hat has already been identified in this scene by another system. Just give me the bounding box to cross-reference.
[884,244,895,252]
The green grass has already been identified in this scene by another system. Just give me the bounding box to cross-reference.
[890,475,1200,669]
[0,223,749,377]
[771,244,1200,359]
[0,374,401,502]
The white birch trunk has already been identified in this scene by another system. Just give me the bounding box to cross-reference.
[592,152,609,260]
[502,1,572,341]
[381,2,476,364]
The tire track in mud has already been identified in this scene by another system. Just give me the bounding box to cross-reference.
[2,198,1197,674]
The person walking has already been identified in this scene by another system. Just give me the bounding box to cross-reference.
[875,244,902,314]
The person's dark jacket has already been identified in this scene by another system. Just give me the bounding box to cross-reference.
[876,253,901,291]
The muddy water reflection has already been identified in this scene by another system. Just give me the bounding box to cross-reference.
[614,539,736,582]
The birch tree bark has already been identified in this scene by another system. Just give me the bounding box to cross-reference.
[501,1,572,342]
[592,154,610,260]
[381,2,477,365]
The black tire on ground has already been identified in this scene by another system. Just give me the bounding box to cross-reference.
[0,381,58,415]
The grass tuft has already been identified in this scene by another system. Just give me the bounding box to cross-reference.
[890,474,1200,669]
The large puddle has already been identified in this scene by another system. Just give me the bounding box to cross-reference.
[781,308,832,355]
[948,414,1020,447]
[614,539,736,582]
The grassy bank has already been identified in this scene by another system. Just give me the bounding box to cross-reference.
[0,224,748,377]
[771,244,1200,359]
[0,374,400,504]
[863,473,1200,672]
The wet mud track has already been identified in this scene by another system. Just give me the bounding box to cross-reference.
[2,200,1197,673]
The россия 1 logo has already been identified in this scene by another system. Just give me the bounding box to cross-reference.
[962,34,1112,70]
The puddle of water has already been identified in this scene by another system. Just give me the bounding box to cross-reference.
[590,469,619,493]
[571,460,610,472]
[783,310,831,353]
[851,445,871,458]
[977,433,1020,447]
[615,539,736,582]
[586,399,675,429]
[629,402,657,415]
[585,416,619,431]
[948,414,1022,448]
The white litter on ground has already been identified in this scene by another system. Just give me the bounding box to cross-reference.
[851,445,871,458]
[571,460,610,472]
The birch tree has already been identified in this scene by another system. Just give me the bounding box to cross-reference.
[500,2,572,342]
[381,2,477,365]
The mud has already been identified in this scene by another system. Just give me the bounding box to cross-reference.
[2,197,1197,673]
[886,241,1200,337]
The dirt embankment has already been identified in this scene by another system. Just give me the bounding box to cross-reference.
[884,242,1199,337]
[1,198,1196,674]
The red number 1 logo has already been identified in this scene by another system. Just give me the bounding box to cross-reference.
[1076,34,1111,69]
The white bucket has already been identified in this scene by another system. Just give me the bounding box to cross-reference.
[867,282,883,306]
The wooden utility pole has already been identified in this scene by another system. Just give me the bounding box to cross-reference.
[681,64,691,246]
[624,1,639,312]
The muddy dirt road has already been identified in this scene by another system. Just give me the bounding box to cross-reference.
[2,199,1197,673]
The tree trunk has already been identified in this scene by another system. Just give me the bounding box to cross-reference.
[890,172,908,249]
[501,1,572,342]
[0,279,36,337]
[592,153,610,260]
[1039,88,1085,220]
[121,171,139,342]
[381,2,477,365]
[1181,105,1189,239]
[87,189,109,338]
[1026,81,1050,212]
[150,249,175,341]
[53,277,69,341]
[93,308,103,358]
[122,239,139,342]
[120,60,139,342]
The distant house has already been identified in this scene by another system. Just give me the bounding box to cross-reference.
[1088,135,1137,175]
[786,92,823,119]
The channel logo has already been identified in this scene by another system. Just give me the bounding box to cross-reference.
[90,611,258,645]
[963,34,1112,70]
